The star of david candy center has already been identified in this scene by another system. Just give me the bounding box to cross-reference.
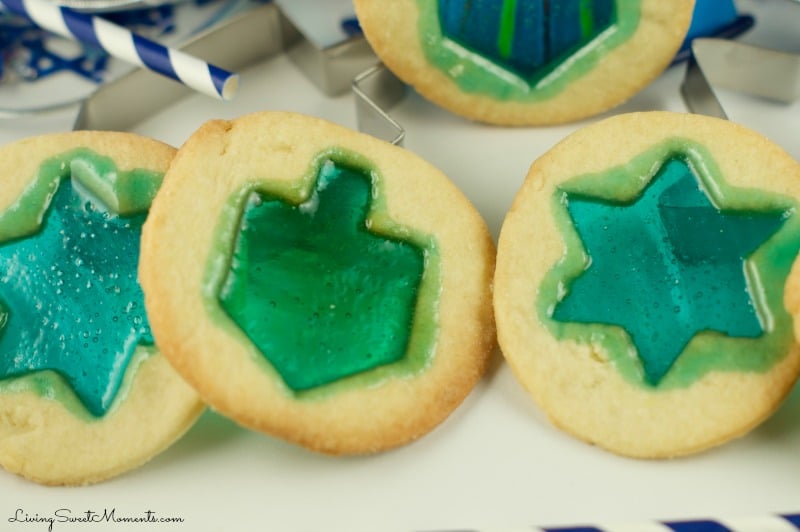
[552,156,787,385]
[0,177,152,417]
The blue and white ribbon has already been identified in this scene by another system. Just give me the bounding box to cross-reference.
[0,0,238,100]
[529,513,800,532]
[429,514,800,532]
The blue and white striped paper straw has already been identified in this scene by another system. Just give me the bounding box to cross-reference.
[0,0,239,100]
[524,513,800,532]
[430,514,800,532]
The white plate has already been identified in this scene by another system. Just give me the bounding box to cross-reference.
[1,1,800,531]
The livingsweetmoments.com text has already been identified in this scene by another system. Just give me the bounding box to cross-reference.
[9,508,184,531]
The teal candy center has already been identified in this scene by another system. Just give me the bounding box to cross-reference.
[0,165,153,417]
[552,156,788,385]
[218,160,425,392]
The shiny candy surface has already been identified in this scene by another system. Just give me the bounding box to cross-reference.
[538,141,800,388]
[438,0,615,78]
[0,153,154,417]
[219,160,426,392]
[552,157,787,384]
[418,0,639,100]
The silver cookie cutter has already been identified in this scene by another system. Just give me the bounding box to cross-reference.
[352,64,405,146]
[681,37,800,120]
[73,1,379,131]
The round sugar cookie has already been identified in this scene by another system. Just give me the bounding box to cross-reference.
[139,111,496,455]
[495,111,800,458]
[0,132,204,485]
[353,0,694,126]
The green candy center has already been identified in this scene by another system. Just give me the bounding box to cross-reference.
[218,159,429,392]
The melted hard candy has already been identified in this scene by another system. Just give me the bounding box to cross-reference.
[552,156,788,384]
[0,164,153,417]
[219,160,426,391]
[438,0,615,78]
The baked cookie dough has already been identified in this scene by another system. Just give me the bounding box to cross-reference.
[0,132,204,485]
[139,111,496,454]
[353,0,694,126]
[495,111,800,457]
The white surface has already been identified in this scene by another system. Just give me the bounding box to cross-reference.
[275,0,355,48]
[2,1,800,531]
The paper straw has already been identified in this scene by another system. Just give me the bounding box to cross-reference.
[0,0,239,100]
[530,513,800,532]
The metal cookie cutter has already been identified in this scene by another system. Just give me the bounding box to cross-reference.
[352,64,405,146]
[681,37,800,120]
[73,1,378,131]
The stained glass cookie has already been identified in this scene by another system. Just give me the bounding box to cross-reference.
[494,111,800,457]
[0,132,204,485]
[139,111,496,454]
[353,0,694,126]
